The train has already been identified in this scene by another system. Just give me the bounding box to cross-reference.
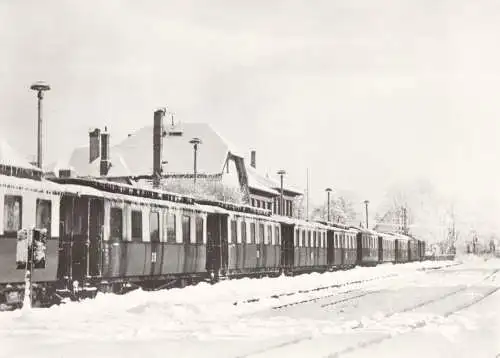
[0,172,426,310]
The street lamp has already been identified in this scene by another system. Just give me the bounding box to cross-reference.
[364,200,370,229]
[277,170,286,215]
[30,81,51,170]
[189,137,202,189]
[325,188,332,222]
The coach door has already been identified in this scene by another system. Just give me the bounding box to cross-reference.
[59,196,88,284]
[206,213,228,275]
[327,231,334,265]
[280,224,294,269]
[88,198,104,277]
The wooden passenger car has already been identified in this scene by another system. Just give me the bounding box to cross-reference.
[55,179,209,290]
[0,174,62,294]
[225,211,281,277]
[292,222,328,273]
[394,234,409,263]
[356,228,378,266]
[407,238,419,262]
[378,233,396,263]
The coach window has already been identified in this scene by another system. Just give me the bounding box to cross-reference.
[110,207,123,241]
[275,226,280,245]
[308,231,311,247]
[259,223,265,244]
[250,222,256,244]
[196,216,204,244]
[230,219,237,244]
[36,199,51,237]
[182,215,191,244]
[4,195,22,236]
[301,230,305,247]
[241,221,248,243]
[166,212,176,243]
[131,210,142,241]
[267,225,272,245]
[295,229,299,246]
[149,212,160,242]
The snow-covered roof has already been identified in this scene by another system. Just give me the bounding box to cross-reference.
[64,123,239,178]
[246,165,280,196]
[0,139,41,172]
[64,146,132,178]
[0,173,63,193]
[246,164,303,197]
[272,215,330,230]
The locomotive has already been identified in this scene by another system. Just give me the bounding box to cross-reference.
[0,171,426,310]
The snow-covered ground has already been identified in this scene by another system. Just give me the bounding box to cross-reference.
[1,257,498,358]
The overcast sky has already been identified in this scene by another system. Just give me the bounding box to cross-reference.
[1,0,500,223]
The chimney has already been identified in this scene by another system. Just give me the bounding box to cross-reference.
[153,108,166,186]
[100,126,110,176]
[89,128,101,163]
[250,150,256,169]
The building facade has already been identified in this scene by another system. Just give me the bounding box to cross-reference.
[54,110,302,217]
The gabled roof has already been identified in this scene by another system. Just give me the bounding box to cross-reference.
[62,146,131,178]
[246,165,280,196]
[116,123,238,177]
[64,123,238,178]
[246,164,303,197]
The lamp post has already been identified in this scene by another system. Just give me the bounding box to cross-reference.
[325,188,332,222]
[364,200,370,229]
[30,81,51,170]
[277,170,286,215]
[189,137,202,190]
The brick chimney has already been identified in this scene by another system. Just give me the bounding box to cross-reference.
[153,108,166,186]
[250,150,256,169]
[100,126,111,176]
[89,128,101,163]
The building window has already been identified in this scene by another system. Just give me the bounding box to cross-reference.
[36,199,51,237]
[131,210,142,241]
[4,195,22,235]
[196,216,203,244]
[182,215,190,243]
[166,212,176,243]
[110,207,123,241]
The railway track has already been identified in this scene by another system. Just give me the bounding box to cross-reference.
[234,268,498,358]
[326,268,499,358]
[233,273,398,308]
[266,262,462,311]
